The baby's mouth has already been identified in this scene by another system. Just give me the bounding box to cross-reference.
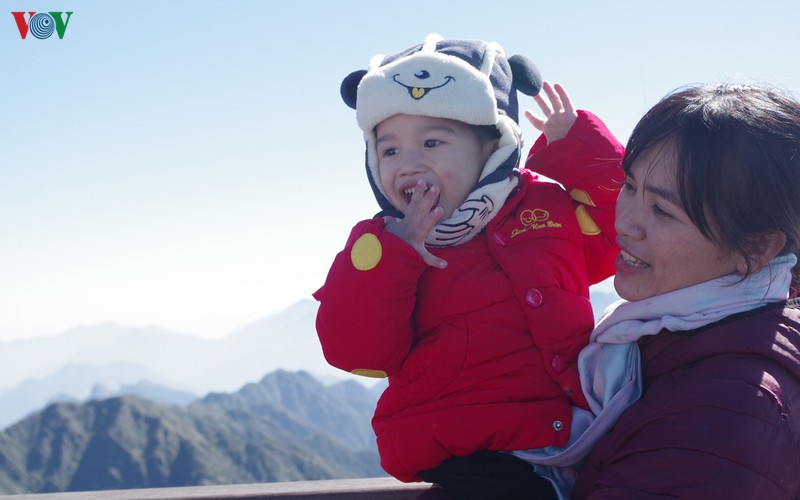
[402,183,431,203]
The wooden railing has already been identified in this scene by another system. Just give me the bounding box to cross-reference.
[3,478,433,500]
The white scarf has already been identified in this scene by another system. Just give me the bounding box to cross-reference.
[514,253,797,497]
[582,252,796,413]
[424,174,518,248]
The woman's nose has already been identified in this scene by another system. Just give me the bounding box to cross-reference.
[615,197,645,240]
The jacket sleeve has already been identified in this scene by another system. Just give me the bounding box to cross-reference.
[525,110,624,284]
[313,217,428,378]
[573,361,800,499]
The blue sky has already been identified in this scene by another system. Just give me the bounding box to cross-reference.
[2,1,799,342]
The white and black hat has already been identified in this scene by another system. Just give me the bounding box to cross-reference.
[341,34,542,247]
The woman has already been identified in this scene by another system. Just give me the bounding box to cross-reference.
[572,84,800,498]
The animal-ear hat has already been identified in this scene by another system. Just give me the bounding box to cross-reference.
[341,34,542,247]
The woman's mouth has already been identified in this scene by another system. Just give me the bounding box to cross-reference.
[619,249,649,268]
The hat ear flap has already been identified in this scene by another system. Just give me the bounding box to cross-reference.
[508,55,542,97]
[340,70,368,109]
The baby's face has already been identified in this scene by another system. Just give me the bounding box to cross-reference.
[375,114,495,219]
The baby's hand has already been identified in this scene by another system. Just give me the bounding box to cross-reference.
[383,180,448,269]
[524,81,577,144]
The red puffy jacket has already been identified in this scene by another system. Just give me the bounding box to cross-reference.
[315,111,624,482]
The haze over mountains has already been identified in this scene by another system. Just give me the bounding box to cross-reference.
[0,300,361,429]
[0,291,619,432]
[1,299,336,391]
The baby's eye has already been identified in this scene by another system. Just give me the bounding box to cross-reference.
[424,139,442,148]
[382,147,398,157]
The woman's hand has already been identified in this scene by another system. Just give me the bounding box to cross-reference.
[524,81,577,143]
[383,179,448,269]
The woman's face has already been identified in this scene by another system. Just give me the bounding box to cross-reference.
[613,145,740,301]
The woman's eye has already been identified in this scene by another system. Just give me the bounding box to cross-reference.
[622,180,635,192]
[652,204,671,218]
[424,139,442,148]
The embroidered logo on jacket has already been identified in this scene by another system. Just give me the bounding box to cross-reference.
[511,209,562,238]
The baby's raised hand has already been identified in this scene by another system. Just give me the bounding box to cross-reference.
[383,179,448,269]
[524,81,577,144]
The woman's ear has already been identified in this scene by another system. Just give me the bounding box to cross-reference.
[746,230,788,273]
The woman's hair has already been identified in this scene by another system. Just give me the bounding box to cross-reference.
[622,83,800,295]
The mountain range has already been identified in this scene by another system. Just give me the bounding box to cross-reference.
[0,370,384,494]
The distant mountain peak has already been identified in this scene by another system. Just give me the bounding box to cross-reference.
[0,370,383,495]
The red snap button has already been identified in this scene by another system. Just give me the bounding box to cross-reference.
[525,288,543,308]
[492,231,507,246]
[551,355,566,373]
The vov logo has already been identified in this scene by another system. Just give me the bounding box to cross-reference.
[11,12,73,40]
